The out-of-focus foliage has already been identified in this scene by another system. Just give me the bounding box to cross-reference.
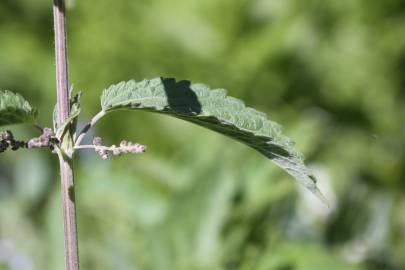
[0,0,404,270]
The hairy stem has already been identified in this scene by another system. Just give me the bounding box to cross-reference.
[74,110,106,147]
[53,0,79,269]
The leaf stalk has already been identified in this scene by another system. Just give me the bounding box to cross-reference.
[74,110,106,147]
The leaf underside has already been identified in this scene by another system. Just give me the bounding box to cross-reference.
[100,77,327,204]
[0,90,37,127]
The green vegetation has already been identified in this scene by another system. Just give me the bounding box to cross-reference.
[0,0,404,269]
[0,91,37,126]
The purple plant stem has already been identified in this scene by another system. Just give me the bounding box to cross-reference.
[53,0,79,270]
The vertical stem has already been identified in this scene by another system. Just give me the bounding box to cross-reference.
[53,1,79,270]
[54,0,69,121]
[57,151,79,270]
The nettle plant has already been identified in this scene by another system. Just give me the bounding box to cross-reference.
[0,1,326,270]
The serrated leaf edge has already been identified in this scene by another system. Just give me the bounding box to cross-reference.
[100,78,327,204]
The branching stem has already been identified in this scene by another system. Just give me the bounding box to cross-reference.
[75,137,146,159]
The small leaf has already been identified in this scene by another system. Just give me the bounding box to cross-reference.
[100,78,327,204]
[0,90,38,127]
[53,85,75,132]
[55,91,82,139]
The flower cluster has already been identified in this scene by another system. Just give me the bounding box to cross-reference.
[0,130,27,153]
[27,128,59,149]
[92,137,146,160]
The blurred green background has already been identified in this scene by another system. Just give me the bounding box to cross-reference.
[1,0,405,269]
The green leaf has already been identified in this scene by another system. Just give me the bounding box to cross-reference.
[0,90,38,127]
[56,102,81,139]
[100,78,327,204]
[54,88,82,138]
